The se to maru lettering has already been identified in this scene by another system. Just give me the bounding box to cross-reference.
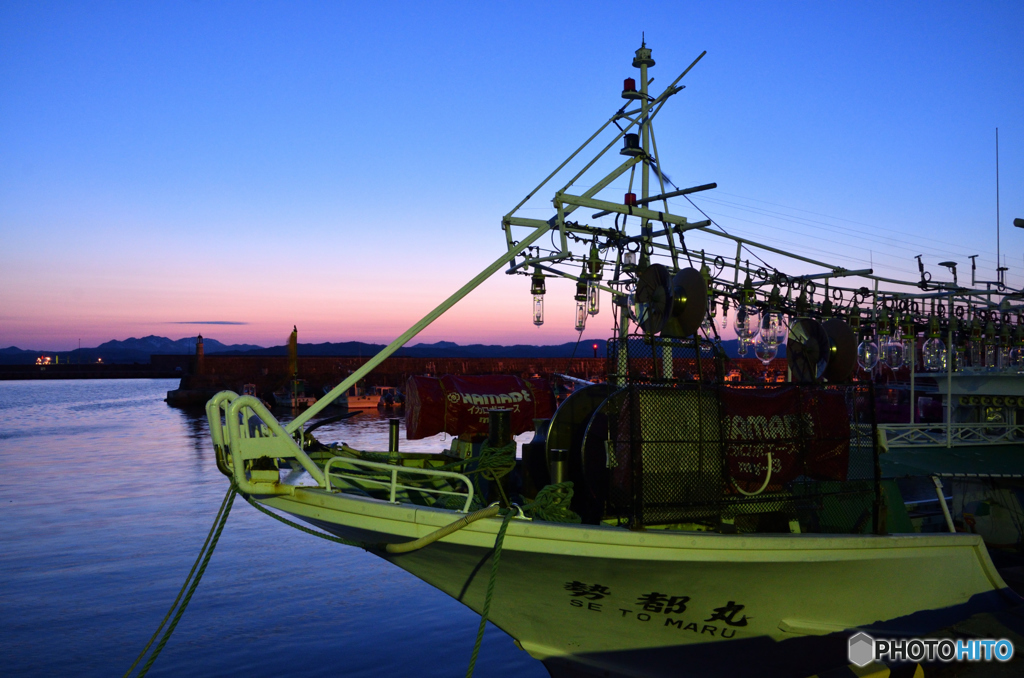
[563,581,749,638]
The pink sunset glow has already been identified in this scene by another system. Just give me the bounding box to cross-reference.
[2,4,1021,352]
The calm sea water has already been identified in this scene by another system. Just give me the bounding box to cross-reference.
[0,379,548,677]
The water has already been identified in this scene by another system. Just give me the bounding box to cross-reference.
[0,379,548,677]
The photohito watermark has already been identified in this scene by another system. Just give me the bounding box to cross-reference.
[848,631,1014,667]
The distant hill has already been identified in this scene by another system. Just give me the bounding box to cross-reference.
[2,335,785,365]
[0,335,263,365]
[220,338,784,360]
[218,339,612,359]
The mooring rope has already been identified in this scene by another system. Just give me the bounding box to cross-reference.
[465,508,515,678]
[125,474,580,677]
[123,484,236,678]
[461,482,580,677]
[242,491,368,548]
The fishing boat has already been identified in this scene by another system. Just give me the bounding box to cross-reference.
[206,44,1024,677]
[376,385,405,413]
[346,385,386,410]
[272,378,317,408]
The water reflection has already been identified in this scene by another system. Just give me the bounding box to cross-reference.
[0,379,546,678]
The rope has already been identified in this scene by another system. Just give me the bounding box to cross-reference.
[385,505,500,554]
[242,491,368,549]
[473,441,517,481]
[122,486,235,678]
[125,485,237,678]
[465,508,515,678]
[125,471,582,678]
[523,481,582,523]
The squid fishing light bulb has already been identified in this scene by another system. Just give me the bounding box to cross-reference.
[574,278,588,332]
[754,336,777,365]
[877,313,904,369]
[922,317,946,372]
[900,316,915,367]
[530,268,546,327]
[856,311,878,371]
[984,320,997,371]
[575,302,587,332]
[732,276,761,341]
[587,281,600,316]
[999,321,1012,370]
[586,243,601,316]
[968,318,982,371]
[857,337,879,371]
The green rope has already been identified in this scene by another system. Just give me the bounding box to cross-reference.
[465,508,515,678]
[463,481,578,676]
[241,491,368,549]
[124,469,580,678]
[122,485,235,678]
[470,441,516,506]
[126,485,237,678]
[472,441,517,479]
[523,481,582,523]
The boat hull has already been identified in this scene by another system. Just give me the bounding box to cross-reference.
[260,489,1022,677]
[345,395,380,410]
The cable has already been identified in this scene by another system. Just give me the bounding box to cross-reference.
[695,195,1002,269]
[683,194,774,272]
[714,190,1004,261]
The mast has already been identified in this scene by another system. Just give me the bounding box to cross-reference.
[636,38,654,223]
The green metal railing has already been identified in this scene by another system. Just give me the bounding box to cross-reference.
[324,457,475,512]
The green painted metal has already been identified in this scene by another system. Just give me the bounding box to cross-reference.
[286,221,553,434]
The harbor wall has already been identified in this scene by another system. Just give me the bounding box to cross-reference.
[0,363,181,381]
[152,354,607,399]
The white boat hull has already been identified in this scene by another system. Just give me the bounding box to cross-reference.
[273,394,317,408]
[345,395,380,410]
[260,489,1022,677]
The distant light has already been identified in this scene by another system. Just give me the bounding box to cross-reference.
[1014,217,1024,229]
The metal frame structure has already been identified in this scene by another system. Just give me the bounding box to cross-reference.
[210,41,1023,495]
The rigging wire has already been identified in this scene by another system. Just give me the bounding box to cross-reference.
[694,194,1004,269]
[714,190,1005,261]
[683,194,774,273]
[691,211,915,273]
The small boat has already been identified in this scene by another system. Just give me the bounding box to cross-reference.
[375,385,405,413]
[345,386,381,410]
[272,379,317,408]
[206,43,1024,677]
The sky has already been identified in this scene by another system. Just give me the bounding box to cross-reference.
[1,1,1022,350]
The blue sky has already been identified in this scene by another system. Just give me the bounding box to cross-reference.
[1,1,1022,349]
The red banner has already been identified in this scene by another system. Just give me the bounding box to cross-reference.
[405,375,555,440]
[720,386,850,493]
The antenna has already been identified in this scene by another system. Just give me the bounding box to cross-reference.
[996,128,1003,285]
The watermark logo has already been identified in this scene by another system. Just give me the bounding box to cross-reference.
[848,632,874,667]
[848,632,1014,667]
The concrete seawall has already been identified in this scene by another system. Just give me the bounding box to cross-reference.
[154,354,606,402]
[0,364,181,380]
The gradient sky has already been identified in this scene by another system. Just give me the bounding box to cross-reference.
[2,1,1022,350]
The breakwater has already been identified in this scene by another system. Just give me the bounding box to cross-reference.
[155,354,606,403]
[0,363,181,381]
